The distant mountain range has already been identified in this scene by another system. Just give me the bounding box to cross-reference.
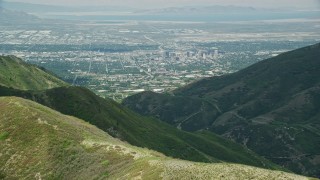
[123,43,320,177]
[134,5,264,15]
[1,1,133,13]
[2,1,319,21]
[2,1,313,14]
[0,7,40,24]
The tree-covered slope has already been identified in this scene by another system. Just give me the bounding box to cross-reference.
[0,55,67,90]
[0,97,310,179]
[123,43,320,177]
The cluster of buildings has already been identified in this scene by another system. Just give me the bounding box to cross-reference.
[161,48,221,60]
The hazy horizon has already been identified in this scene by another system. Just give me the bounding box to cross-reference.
[2,0,320,9]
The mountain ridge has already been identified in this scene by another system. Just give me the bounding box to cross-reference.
[0,55,282,171]
[0,96,311,179]
[123,43,320,177]
[0,84,280,169]
[0,55,67,90]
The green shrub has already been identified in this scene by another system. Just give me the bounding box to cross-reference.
[101,160,109,166]
[0,132,9,141]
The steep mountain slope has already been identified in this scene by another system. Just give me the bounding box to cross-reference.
[0,97,310,179]
[0,56,67,90]
[123,43,320,177]
[0,85,280,170]
[0,55,281,170]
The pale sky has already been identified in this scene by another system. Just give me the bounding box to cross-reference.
[4,0,320,9]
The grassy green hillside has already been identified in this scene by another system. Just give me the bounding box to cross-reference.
[0,85,281,170]
[123,43,320,177]
[0,55,284,170]
[0,55,67,90]
[0,97,312,179]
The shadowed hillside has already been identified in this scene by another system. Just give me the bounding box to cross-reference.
[123,43,320,177]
